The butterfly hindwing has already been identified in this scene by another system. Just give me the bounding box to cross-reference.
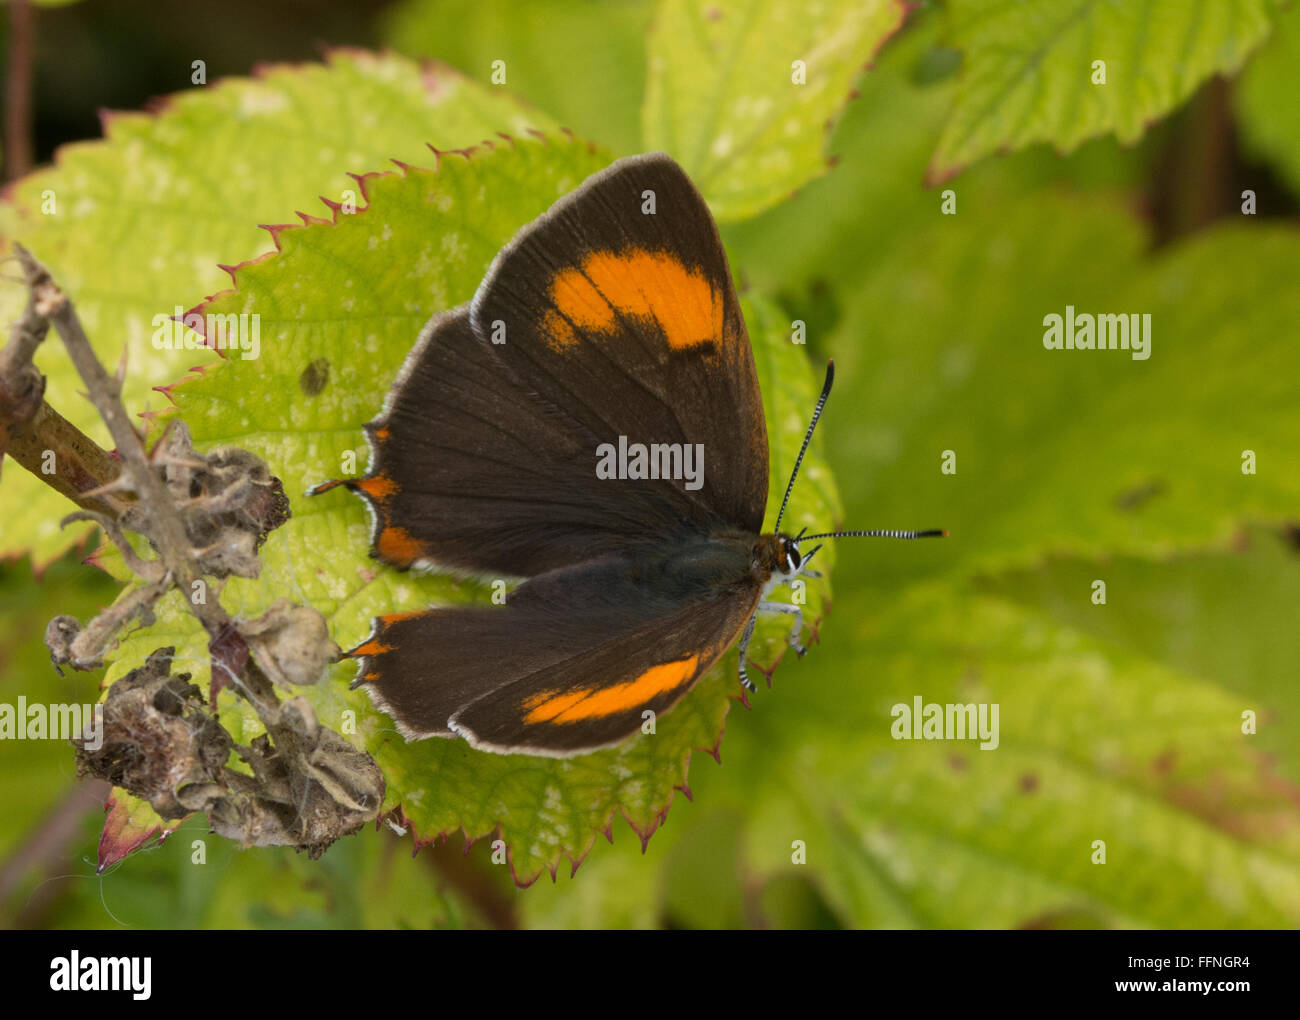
[353,545,762,756]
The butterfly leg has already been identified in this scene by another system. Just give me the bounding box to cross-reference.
[757,601,807,657]
[736,613,758,693]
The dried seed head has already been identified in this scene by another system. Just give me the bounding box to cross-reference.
[73,647,231,820]
[239,599,338,688]
[45,614,82,668]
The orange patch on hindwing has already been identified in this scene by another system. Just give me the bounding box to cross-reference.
[542,250,722,351]
[522,654,700,724]
[349,610,430,661]
[376,525,424,565]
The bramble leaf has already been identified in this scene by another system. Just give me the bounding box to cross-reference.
[384,0,654,156]
[1235,0,1300,198]
[929,0,1278,183]
[112,134,840,884]
[525,545,1300,928]
[642,0,908,221]
[717,575,1300,928]
[827,201,1300,584]
[0,50,556,565]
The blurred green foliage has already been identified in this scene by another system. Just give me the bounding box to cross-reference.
[1,0,1298,928]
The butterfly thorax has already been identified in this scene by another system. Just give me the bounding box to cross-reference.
[631,528,793,602]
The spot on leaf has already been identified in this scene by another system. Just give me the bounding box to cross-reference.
[299,357,331,396]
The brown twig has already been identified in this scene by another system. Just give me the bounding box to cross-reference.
[14,242,229,636]
[2,401,127,516]
[0,274,46,373]
[0,251,127,515]
[3,0,34,182]
[0,276,49,463]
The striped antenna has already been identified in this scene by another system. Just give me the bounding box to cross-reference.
[799,528,947,541]
[773,360,835,534]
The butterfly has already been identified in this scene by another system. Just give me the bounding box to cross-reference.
[312,152,943,757]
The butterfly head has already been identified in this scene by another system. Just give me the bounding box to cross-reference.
[779,534,805,575]
[754,529,822,597]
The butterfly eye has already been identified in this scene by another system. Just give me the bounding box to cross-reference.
[787,545,802,571]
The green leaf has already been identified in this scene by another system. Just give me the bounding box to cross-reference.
[0,552,114,864]
[642,0,908,222]
[127,134,841,884]
[683,126,1300,928]
[978,527,1300,787]
[826,198,1300,584]
[929,0,1278,183]
[0,50,556,566]
[384,0,654,156]
[724,8,1155,310]
[1235,0,1300,198]
[691,574,1300,928]
[723,16,955,305]
[516,533,1300,928]
[516,827,671,928]
[46,818,461,929]
[658,807,750,927]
